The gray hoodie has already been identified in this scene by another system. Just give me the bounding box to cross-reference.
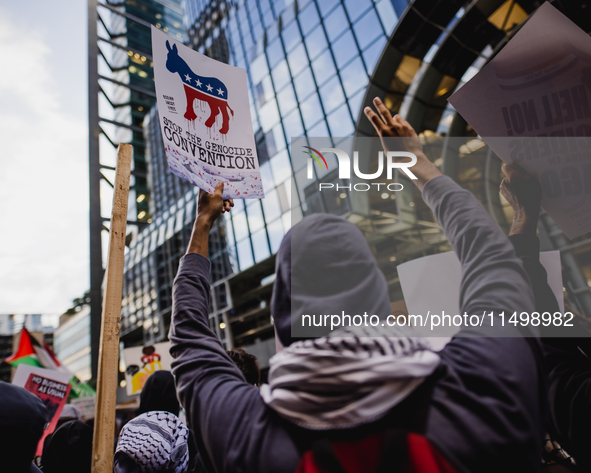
[169,175,546,473]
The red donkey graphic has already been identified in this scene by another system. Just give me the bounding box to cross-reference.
[165,41,234,134]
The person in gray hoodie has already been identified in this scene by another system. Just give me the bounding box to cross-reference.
[169,97,546,473]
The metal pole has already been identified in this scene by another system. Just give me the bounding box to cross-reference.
[88,0,103,380]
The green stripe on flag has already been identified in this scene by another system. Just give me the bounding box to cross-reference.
[8,355,43,368]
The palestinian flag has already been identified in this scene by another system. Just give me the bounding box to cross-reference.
[5,327,45,368]
[6,328,95,398]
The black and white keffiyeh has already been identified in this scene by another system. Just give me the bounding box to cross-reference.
[260,326,441,430]
[116,411,189,473]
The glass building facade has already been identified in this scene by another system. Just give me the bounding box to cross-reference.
[54,307,92,382]
[120,0,591,366]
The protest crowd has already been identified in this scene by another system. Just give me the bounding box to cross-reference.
[1,96,591,473]
[3,2,591,469]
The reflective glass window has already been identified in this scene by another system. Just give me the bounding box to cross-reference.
[252,228,271,262]
[282,210,292,232]
[266,38,284,67]
[344,0,372,22]
[341,56,368,97]
[288,44,309,76]
[298,2,320,36]
[266,19,279,41]
[233,211,249,241]
[270,149,292,184]
[283,109,304,139]
[277,181,291,212]
[237,239,254,269]
[255,75,274,107]
[271,123,286,152]
[277,84,298,115]
[376,0,398,33]
[327,103,355,136]
[318,0,339,16]
[267,219,285,253]
[347,88,365,117]
[307,120,329,137]
[233,197,245,212]
[260,161,274,188]
[281,3,296,26]
[331,30,357,68]
[224,213,235,245]
[304,28,328,61]
[259,99,280,131]
[262,188,282,222]
[300,93,323,129]
[353,10,383,50]
[311,49,336,86]
[247,201,265,232]
[263,8,275,28]
[282,19,301,52]
[272,59,291,90]
[324,6,348,41]
[319,76,345,114]
[363,36,387,75]
[250,54,269,84]
[293,68,316,101]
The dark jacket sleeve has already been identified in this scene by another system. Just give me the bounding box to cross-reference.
[510,235,591,467]
[509,233,560,314]
[168,253,301,473]
[420,176,545,473]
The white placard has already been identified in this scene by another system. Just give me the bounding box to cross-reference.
[397,250,564,348]
[448,3,591,239]
[152,26,264,199]
[12,364,71,387]
[122,341,172,396]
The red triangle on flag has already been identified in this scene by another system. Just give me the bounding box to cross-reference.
[6,327,37,364]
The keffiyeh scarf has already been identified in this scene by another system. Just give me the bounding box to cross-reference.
[260,326,441,430]
[116,411,189,473]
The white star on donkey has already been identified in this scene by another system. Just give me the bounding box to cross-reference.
[195,79,202,87]
[184,74,191,82]
[206,84,213,92]
[217,88,224,96]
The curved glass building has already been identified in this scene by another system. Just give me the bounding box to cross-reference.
[120,0,591,366]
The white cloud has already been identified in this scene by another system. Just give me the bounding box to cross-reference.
[0,14,89,313]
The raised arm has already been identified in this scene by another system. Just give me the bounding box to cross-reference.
[364,98,534,321]
[169,183,300,473]
[364,101,546,471]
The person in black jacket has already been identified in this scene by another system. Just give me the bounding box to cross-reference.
[501,161,591,470]
[0,381,48,473]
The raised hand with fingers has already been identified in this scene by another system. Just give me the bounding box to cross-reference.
[363,97,442,191]
[364,97,423,156]
[189,181,234,257]
[197,182,234,228]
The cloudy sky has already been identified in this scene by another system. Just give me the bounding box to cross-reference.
[0,0,88,320]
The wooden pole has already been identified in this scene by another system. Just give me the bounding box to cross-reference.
[92,144,132,473]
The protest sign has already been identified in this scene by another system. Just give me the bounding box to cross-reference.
[122,341,172,396]
[71,396,96,420]
[13,365,71,456]
[448,2,591,239]
[151,26,264,200]
[397,250,564,344]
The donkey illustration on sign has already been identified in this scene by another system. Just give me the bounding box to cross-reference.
[165,41,234,134]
